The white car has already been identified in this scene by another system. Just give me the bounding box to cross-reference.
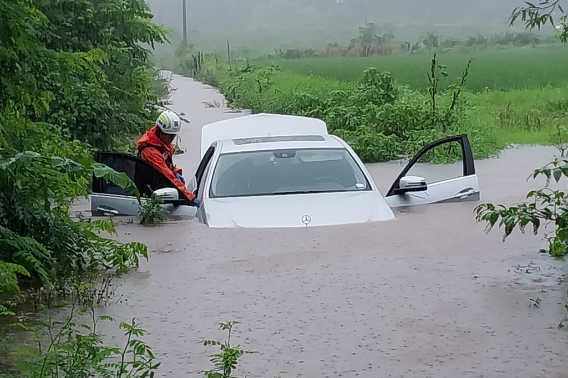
[91,113,480,228]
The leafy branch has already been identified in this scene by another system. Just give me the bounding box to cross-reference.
[511,1,568,42]
[475,158,568,257]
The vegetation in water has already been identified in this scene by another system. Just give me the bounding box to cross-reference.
[138,193,167,225]
[476,159,568,259]
[1,305,159,378]
[201,321,249,378]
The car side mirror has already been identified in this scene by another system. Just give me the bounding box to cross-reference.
[153,187,179,201]
[398,176,428,193]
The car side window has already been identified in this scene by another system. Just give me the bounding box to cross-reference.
[197,156,215,200]
[194,146,215,192]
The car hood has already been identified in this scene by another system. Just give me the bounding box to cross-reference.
[202,191,395,228]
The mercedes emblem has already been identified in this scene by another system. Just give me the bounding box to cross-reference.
[301,215,312,226]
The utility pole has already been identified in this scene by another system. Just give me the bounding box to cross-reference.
[182,0,187,43]
[361,0,368,25]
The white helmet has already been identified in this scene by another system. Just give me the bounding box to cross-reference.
[156,110,182,135]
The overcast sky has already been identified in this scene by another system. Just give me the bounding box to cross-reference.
[147,0,521,31]
[144,0,539,49]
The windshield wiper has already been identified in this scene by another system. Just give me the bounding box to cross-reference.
[271,190,334,196]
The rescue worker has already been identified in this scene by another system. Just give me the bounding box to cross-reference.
[137,110,200,206]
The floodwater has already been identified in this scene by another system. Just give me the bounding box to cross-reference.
[75,73,567,378]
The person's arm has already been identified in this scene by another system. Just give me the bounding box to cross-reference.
[139,148,195,201]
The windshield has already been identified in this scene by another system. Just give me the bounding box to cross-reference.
[210,148,370,198]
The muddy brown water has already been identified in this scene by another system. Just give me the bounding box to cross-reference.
[68,74,567,378]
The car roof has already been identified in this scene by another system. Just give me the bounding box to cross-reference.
[200,113,329,158]
[216,134,347,154]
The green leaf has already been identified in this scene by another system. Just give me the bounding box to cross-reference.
[0,157,16,170]
[553,167,562,183]
[92,163,140,200]
[14,151,40,165]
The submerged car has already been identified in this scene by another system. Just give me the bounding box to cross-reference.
[91,113,480,228]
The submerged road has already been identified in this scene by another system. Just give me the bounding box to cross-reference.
[76,73,567,378]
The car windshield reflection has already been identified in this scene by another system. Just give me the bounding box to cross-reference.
[210,148,370,198]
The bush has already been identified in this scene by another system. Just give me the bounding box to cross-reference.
[1,0,168,151]
[202,55,498,163]
[0,148,147,299]
[0,0,162,308]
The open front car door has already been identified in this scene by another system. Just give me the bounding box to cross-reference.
[384,134,480,208]
[90,151,196,217]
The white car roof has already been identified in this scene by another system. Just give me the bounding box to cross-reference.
[217,134,347,154]
[200,113,329,157]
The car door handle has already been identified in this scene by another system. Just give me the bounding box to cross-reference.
[455,189,475,199]
[97,207,119,215]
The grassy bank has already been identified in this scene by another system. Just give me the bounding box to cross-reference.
[188,53,567,163]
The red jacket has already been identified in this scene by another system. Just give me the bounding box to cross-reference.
[136,126,195,200]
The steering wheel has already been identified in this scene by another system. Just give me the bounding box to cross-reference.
[314,176,343,185]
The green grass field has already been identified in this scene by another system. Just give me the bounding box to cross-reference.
[262,47,568,92]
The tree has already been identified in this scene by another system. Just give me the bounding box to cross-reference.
[511,0,568,42]
[352,23,382,57]
[422,32,439,52]
[348,23,394,57]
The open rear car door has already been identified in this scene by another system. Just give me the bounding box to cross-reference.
[90,151,195,216]
[384,134,480,208]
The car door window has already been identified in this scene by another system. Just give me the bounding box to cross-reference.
[92,151,183,198]
[404,140,464,185]
[194,146,215,194]
[384,134,479,208]
[386,134,475,197]
[91,152,138,197]
[197,156,215,199]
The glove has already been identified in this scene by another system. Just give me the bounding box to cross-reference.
[175,172,185,184]
[191,198,201,207]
